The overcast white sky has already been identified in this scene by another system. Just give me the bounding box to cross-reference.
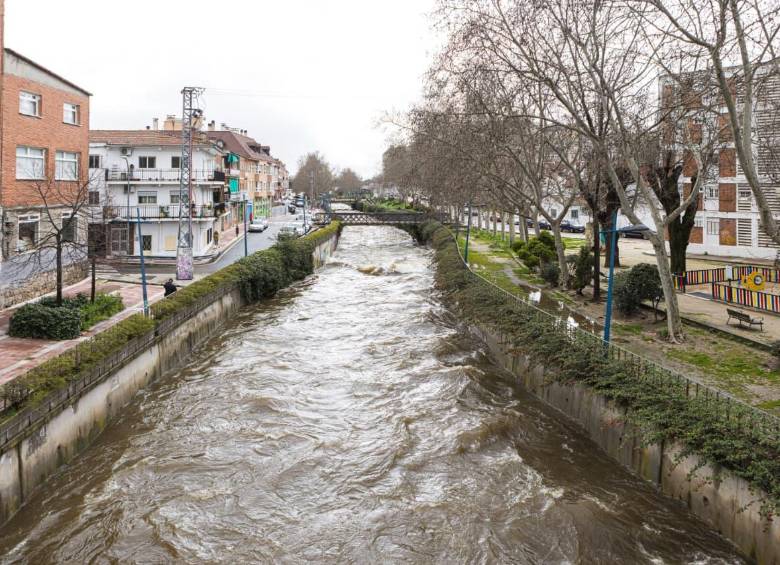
[6,0,438,177]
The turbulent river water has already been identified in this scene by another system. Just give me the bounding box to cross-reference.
[0,226,744,563]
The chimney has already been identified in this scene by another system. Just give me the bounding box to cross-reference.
[152,118,159,130]
[221,123,228,131]
[208,120,215,131]
[145,125,150,130]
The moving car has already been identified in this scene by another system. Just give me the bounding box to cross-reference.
[247,218,269,233]
[287,204,297,214]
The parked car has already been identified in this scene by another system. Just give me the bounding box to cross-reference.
[560,221,585,233]
[278,223,304,238]
[248,218,269,233]
[620,224,652,238]
[287,204,297,214]
[537,220,551,230]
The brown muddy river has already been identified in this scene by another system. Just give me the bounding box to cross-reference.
[0,227,743,563]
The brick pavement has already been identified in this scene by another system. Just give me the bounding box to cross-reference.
[0,277,165,384]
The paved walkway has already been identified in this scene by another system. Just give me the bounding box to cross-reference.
[0,278,167,384]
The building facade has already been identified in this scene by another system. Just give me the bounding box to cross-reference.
[88,130,230,259]
[0,48,91,262]
[663,70,780,260]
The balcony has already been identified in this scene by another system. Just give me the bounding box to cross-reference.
[107,169,226,183]
[103,204,219,220]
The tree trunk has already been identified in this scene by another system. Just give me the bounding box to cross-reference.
[509,210,515,246]
[668,224,688,275]
[91,256,96,303]
[55,235,63,306]
[592,217,601,301]
[500,211,506,240]
[477,208,483,230]
[551,223,569,288]
[649,235,684,341]
[492,210,497,237]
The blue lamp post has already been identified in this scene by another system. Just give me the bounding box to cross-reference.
[602,211,619,344]
[135,208,149,317]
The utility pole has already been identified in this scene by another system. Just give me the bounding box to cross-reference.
[122,156,132,254]
[176,86,204,280]
[136,208,149,317]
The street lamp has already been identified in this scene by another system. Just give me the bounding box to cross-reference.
[464,201,473,263]
[602,211,651,344]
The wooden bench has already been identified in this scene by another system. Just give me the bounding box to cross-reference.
[726,308,764,331]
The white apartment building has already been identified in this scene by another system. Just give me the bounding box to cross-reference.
[88,130,228,259]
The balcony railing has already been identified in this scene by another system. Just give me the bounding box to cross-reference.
[106,169,225,183]
[103,204,219,220]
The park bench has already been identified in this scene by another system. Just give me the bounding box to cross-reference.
[726,308,764,331]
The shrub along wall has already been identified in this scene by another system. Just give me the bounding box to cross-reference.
[418,220,780,517]
[0,222,342,421]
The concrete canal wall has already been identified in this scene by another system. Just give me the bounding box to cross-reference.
[0,229,341,528]
[475,325,779,564]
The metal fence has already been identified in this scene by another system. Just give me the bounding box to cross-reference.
[446,229,780,439]
[673,266,780,293]
[711,281,780,314]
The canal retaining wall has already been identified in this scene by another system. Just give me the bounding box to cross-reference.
[475,325,779,564]
[0,229,341,528]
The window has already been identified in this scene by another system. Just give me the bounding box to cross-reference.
[738,187,752,199]
[170,190,188,205]
[706,185,719,199]
[17,214,40,251]
[694,217,704,228]
[61,212,76,242]
[707,219,720,236]
[570,209,579,220]
[141,235,152,252]
[171,156,181,169]
[16,146,46,179]
[138,191,157,204]
[138,156,156,169]
[88,155,101,169]
[550,208,558,217]
[19,91,41,116]
[88,191,100,205]
[55,151,79,181]
[63,103,80,125]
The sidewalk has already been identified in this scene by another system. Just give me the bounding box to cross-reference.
[0,277,166,384]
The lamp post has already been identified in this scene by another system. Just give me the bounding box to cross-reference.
[602,210,619,344]
[243,196,249,257]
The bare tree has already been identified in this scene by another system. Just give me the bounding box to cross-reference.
[4,174,93,306]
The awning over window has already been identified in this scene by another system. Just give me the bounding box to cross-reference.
[229,178,239,193]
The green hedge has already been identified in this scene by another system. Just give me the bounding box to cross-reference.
[420,220,780,515]
[11,293,125,340]
[8,303,82,340]
[0,222,342,421]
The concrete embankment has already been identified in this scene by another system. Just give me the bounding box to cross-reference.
[475,325,779,564]
[0,230,340,528]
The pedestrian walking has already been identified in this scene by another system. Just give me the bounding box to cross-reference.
[164,278,178,297]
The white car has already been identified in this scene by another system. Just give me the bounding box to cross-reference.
[248,218,269,232]
[278,223,305,238]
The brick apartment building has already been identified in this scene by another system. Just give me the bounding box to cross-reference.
[662,69,780,261]
[0,0,90,265]
[0,49,91,261]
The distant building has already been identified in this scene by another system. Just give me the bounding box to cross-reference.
[88,129,231,259]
